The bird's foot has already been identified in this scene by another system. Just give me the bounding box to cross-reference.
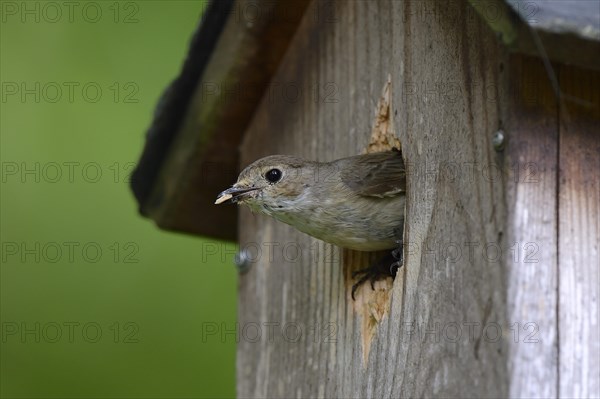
[390,238,403,271]
[351,244,403,300]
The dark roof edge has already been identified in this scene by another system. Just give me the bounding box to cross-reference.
[130,0,235,213]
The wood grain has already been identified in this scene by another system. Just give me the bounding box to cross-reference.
[558,65,600,398]
[237,0,509,396]
[504,55,559,398]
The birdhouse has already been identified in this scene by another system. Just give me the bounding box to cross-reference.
[131,0,599,396]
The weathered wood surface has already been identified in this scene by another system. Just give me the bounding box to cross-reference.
[504,55,559,398]
[558,65,600,398]
[237,0,510,397]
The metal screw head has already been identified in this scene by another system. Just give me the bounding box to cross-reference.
[493,130,505,151]
[234,249,252,274]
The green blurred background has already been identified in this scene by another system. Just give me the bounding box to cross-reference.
[0,1,237,397]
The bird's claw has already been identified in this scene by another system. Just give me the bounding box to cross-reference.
[351,268,377,300]
[351,250,404,300]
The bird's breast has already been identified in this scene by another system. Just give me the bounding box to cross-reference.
[270,189,405,251]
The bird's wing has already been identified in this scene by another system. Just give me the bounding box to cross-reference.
[340,150,406,198]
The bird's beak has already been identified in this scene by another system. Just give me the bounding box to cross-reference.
[215,186,259,204]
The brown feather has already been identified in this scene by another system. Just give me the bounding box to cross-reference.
[339,150,406,198]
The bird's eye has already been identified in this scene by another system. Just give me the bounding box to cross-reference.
[265,168,282,183]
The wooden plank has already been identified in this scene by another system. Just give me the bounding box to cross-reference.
[504,55,559,398]
[237,0,509,396]
[558,65,600,398]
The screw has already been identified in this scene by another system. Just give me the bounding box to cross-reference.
[493,130,505,151]
[234,249,252,273]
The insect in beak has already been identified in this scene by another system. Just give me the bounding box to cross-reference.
[215,186,260,204]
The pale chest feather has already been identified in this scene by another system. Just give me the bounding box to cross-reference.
[262,187,405,251]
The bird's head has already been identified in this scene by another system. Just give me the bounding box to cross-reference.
[215,155,312,215]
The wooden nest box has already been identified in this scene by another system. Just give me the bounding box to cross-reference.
[131,0,599,397]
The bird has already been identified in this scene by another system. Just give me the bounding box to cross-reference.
[215,148,406,299]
